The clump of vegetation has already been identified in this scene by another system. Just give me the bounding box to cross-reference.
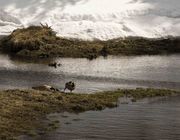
[0,88,179,139]
[0,24,103,59]
[116,88,178,100]
[1,25,56,52]
[104,37,180,55]
[0,25,180,59]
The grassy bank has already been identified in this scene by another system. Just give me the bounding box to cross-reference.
[0,25,180,59]
[0,88,179,140]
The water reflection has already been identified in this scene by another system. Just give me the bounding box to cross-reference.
[0,54,180,92]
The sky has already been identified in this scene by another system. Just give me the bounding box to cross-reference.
[0,0,180,40]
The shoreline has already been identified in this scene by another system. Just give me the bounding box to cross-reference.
[0,88,179,139]
[0,26,180,60]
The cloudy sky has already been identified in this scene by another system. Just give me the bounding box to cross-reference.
[0,0,180,40]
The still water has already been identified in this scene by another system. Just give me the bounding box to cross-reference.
[1,54,180,140]
[0,54,180,93]
[22,95,180,140]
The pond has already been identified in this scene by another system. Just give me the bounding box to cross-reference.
[21,95,180,140]
[1,53,180,140]
[0,54,179,93]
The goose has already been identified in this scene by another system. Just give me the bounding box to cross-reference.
[48,62,61,68]
[64,81,75,93]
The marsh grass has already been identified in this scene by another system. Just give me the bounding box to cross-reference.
[0,88,179,139]
[0,26,180,59]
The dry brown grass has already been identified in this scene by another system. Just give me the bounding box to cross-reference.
[0,88,179,139]
[0,26,180,60]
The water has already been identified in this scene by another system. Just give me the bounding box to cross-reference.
[21,95,180,140]
[0,54,180,93]
[1,54,180,140]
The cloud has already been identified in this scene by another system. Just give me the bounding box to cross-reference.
[0,0,180,40]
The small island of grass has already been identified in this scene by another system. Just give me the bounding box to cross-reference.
[0,88,179,139]
[0,25,180,59]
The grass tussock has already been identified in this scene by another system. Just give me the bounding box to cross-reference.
[0,88,179,139]
[104,37,180,55]
[0,25,103,59]
[0,25,180,59]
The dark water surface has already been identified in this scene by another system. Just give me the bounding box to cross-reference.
[0,54,179,93]
[21,96,180,140]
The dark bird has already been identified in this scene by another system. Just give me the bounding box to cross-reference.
[64,81,75,93]
[48,62,61,68]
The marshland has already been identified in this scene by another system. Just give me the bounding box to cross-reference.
[0,89,180,140]
[0,25,180,59]
[0,25,180,140]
